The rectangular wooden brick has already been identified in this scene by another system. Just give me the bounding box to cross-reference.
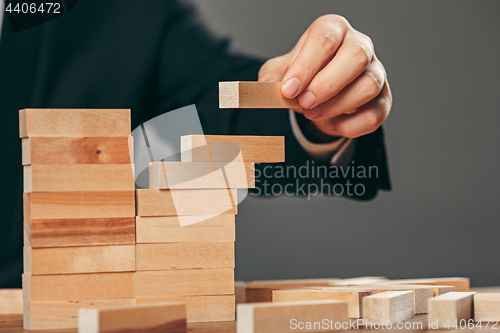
[219,82,300,109]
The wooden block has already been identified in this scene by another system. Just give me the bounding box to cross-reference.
[78,302,186,333]
[236,300,348,333]
[24,299,135,330]
[135,189,237,217]
[362,291,414,324]
[136,242,234,270]
[24,245,135,275]
[24,164,135,192]
[235,281,247,305]
[245,288,274,303]
[136,295,235,323]
[246,278,338,288]
[23,273,135,302]
[136,215,235,243]
[24,191,135,220]
[134,268,234,297]
[19,109,130,138]
[181,135,284,163]
[385,277,470,292]
[333,276,389,286]
[272,289,373,318]
[474,294,500,322]
[219,82,300,109]
[22,137,133,165]
[25,217,135,248]
[428,292,476,328]
[149,161,254,189]
[0,289,23,314]
[350,279,455,297]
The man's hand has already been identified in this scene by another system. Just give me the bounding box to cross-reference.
[258,15,392,139]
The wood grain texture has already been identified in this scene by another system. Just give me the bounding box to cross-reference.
[135,189,237,217]
[237,300,348,333]
[362,291,414,324]
[181,135,284,163]
[19,109,130,138]
[24,164,135,193]
[474,294,500,322]
[135,215,235,243]
[22,137,133,165]
[0,290,22,315]
[134,269,234,297]
[25,217,135,248]
[246,278,338,288]
[24,191,135,220]
[427,292,476,328]
[78,302,186,333]
[149,162,254,189]
[24,245,135,275]
[136,295,235,323]
[385,278,470,292]
[219,82,300,109]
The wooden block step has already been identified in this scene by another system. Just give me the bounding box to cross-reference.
[181,135,284,163]
[219,82,300,109]
[428,292,476,328]
[362,291,414,324]
[24,191,135,220]
[24,245,135,275]
[134,268,234,297]
[149,161,254,189]
[19,109,130,138]
[385,277,470,292]
[135,215,235,243]
[22,137,133,165]
[136,295,235,323]
[0,289,23,314]
[246,278,338,288]
[135,189,237,217]
[237,300,348,333]
[25,217,135,248]
[78,302,186,333]
[474,293,500,322]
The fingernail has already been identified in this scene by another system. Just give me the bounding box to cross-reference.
[304,108,322,120]
[282,77,301,97]
[298,91,316,109]
[325,118,336,130]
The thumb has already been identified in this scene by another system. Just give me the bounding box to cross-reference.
[258,54,291,82]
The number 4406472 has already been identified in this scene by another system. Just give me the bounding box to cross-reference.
[5,2,61,14]
[444,319,498,329]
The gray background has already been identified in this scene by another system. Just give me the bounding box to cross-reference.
[190,0,500,286]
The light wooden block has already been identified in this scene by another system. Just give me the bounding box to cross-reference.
[181,135,284,163]
[333,276,389,286]
[428,292,476,328]
[235,281,247,305]
[136,242,234,270]
[134,268,234,297]
[236,300,348,333]
[24,164,135,193]
[474,294,500,322]
[246,278,338,288]
[362,291,414,324]
[219,82,300,109]
[386,277,470,292]
[136,295,235,323]
[19,109,130,138]
[149,161,255,189]
[24,245,135,275]
[24,299,135,330]
[25,217,135,248]
[24,191,135,220]
[136,215,235,243]
[78,302,186,333]
[135,189,237,217]
[22,137,133,165]
[350,280,455,296]
[0,289,23,314]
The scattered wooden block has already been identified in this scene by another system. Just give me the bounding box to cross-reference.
[135,189,237,217]
[246,278,338,288]
[136,295,235,323]
[135,215,235,243]
[149,161,255,189]
[19,109,130,138]
[474,294,500,322]
[362,291,414,324]
[22,137,133,165]
[134,268,234,297]
[350,280,455,297]
[245,287,275,303]
[235,281,247,305]
[385,277,470,292]
[333,276,389,286]
[136,242,234,270]
[78,302,186,333]
[0,289,23,314]
[24,191,135,220]
[181,135,284,163]
[24,245,135,275]
[25,217,135,248]
[24,164,135,192]
[219,82,300,109]
[427,292,476,328]
[236,300,348,333]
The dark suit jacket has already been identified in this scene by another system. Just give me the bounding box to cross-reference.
[0,0,390,287]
